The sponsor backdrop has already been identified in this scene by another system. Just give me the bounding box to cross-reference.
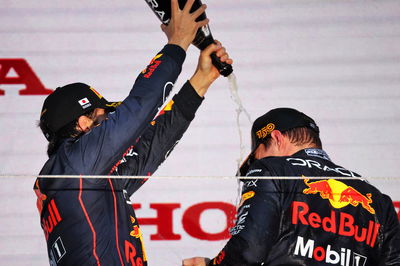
[1,0,400,265]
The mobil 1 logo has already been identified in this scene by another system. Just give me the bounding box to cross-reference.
[49,237,66,265]
[294,236,367,266]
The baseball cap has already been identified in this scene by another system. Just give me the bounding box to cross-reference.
[250,108,319,151]
[237,108,319,176]
[40,82,120,140]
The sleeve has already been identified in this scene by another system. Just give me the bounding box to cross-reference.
[112,81,204,195]
[379,195,400,265]
[209,160,281,266]
[67,44,187,175]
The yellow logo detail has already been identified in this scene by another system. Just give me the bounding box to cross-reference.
[256,123,275,139]
[163,100,174,111]
[130,216,136,224]
[130,225,141,238]
[89,87,103,99]
[105,102,122,108]
[153,53,163,61]
[242,191,255,201]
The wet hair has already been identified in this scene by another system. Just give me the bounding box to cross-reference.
[263,126,322,149]
[39,109,97,156]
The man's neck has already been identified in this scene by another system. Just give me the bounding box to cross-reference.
[287,144,317,156]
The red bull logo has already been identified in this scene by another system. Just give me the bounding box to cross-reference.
[292,201,380,248]
[142,53,163,78]
[130,225,141,238]
[41,199,63,240]
[129,215,147,262]
[34,180,47,214]
[303,178,375,214]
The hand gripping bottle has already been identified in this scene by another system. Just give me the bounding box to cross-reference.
[145,0,233,77]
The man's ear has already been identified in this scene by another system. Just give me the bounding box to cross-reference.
[270,130,285,147]
[77,115,91,133]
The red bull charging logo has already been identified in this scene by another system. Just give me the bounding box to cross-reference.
[303,178,375,214]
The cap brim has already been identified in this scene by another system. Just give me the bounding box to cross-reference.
[103,101,122,110]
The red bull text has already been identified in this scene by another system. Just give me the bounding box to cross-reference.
[41,199,62,240]
[292,201,380,247]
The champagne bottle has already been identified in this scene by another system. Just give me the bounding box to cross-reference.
[145,0,233,77]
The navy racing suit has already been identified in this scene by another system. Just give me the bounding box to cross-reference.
[34,44,204,265]
[209,148,400,266]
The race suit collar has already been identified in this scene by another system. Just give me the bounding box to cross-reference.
[294,148,331,161]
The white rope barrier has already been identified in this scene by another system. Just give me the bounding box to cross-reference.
[0,175,398,180]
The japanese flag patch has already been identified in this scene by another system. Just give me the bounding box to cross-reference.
[78,98,91,109]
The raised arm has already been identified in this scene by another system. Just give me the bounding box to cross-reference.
[66,0,210,175]
[113,43,232,195]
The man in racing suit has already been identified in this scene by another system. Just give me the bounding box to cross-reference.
[33,1,233,265]
[184,108,400,266]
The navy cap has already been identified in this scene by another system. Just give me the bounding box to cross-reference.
[237,108,319,176]
[40,82,120,140]
[250,108,319,151]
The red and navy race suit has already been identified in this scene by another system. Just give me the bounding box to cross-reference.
[209,148,400,266]
[33,44,204,265]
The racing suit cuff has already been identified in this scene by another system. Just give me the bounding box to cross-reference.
[173,81,204,121]
[162,44,186,66]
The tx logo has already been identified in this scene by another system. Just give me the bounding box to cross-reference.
[244,180,258,188]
